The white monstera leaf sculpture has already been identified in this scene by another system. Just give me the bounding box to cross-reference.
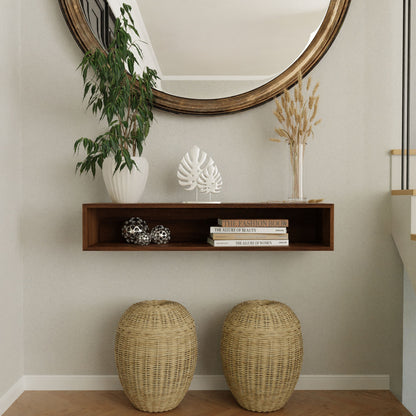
[198,164,223,201]
[177,145,214,201]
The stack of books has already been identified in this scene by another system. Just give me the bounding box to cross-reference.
[207,218,289,247]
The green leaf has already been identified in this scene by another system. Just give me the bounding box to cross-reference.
[83,82,91,99]
[137,141,143,156]
[74,138,83,153]
[127,57,134,75]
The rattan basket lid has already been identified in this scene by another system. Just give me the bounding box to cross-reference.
[117,300,195,333]
[223,300,300,332]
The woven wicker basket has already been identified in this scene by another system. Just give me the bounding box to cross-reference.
[221,300,303,412]
[115,300,197,412]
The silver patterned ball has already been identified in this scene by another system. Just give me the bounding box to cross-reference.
[121,217,149,243]
[150,225,171,244]
[134,232,151,246]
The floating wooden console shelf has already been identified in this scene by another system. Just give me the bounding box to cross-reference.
[82,203,334,251]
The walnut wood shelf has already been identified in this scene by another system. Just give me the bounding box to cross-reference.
[82,203,334,251]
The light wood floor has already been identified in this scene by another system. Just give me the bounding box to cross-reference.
[3,390,412,416]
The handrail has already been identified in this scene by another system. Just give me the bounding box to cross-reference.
[402,0,411,190]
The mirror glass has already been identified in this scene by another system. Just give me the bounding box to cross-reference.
[106,0,331,99]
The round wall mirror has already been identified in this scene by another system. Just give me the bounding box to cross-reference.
[59,0,350,115]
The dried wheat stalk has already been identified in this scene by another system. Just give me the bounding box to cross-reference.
[271,72,321,147]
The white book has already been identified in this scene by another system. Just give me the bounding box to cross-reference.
[207,238,289,247]
[210,226,287,234]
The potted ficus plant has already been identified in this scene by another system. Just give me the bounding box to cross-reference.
[74,3,158,203]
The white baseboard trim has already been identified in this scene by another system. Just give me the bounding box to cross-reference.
[295,375,390,390]
[24,375,122,391]
[22,374,390,391]
[190,375,228,390]
[0,377,24,416]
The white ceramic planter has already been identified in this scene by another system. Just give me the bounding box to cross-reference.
[102,156,149,203]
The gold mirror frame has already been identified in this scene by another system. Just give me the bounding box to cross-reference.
[59,0,350,115]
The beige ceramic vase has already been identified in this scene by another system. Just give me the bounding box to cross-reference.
[102,155,148,203]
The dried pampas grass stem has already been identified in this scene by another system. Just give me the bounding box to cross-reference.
[270,72,322,200]
[270,72,321,148]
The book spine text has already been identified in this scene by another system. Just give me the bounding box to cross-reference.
[218,219,289,227]
[210,226,287,234]
[207,238,289,247]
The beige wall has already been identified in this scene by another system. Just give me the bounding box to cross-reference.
[19,0,404,397]
[0,0,24,397]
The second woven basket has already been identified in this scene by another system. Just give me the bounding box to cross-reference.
[115,300,197,412]
[221,300,303,412]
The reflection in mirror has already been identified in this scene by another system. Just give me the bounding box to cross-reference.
[105,0,331,99]
[79,0,115,49]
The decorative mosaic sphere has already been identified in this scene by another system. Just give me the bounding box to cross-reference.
[135,232,151,246]
[122,217,149,243]
[150,225,171,245]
